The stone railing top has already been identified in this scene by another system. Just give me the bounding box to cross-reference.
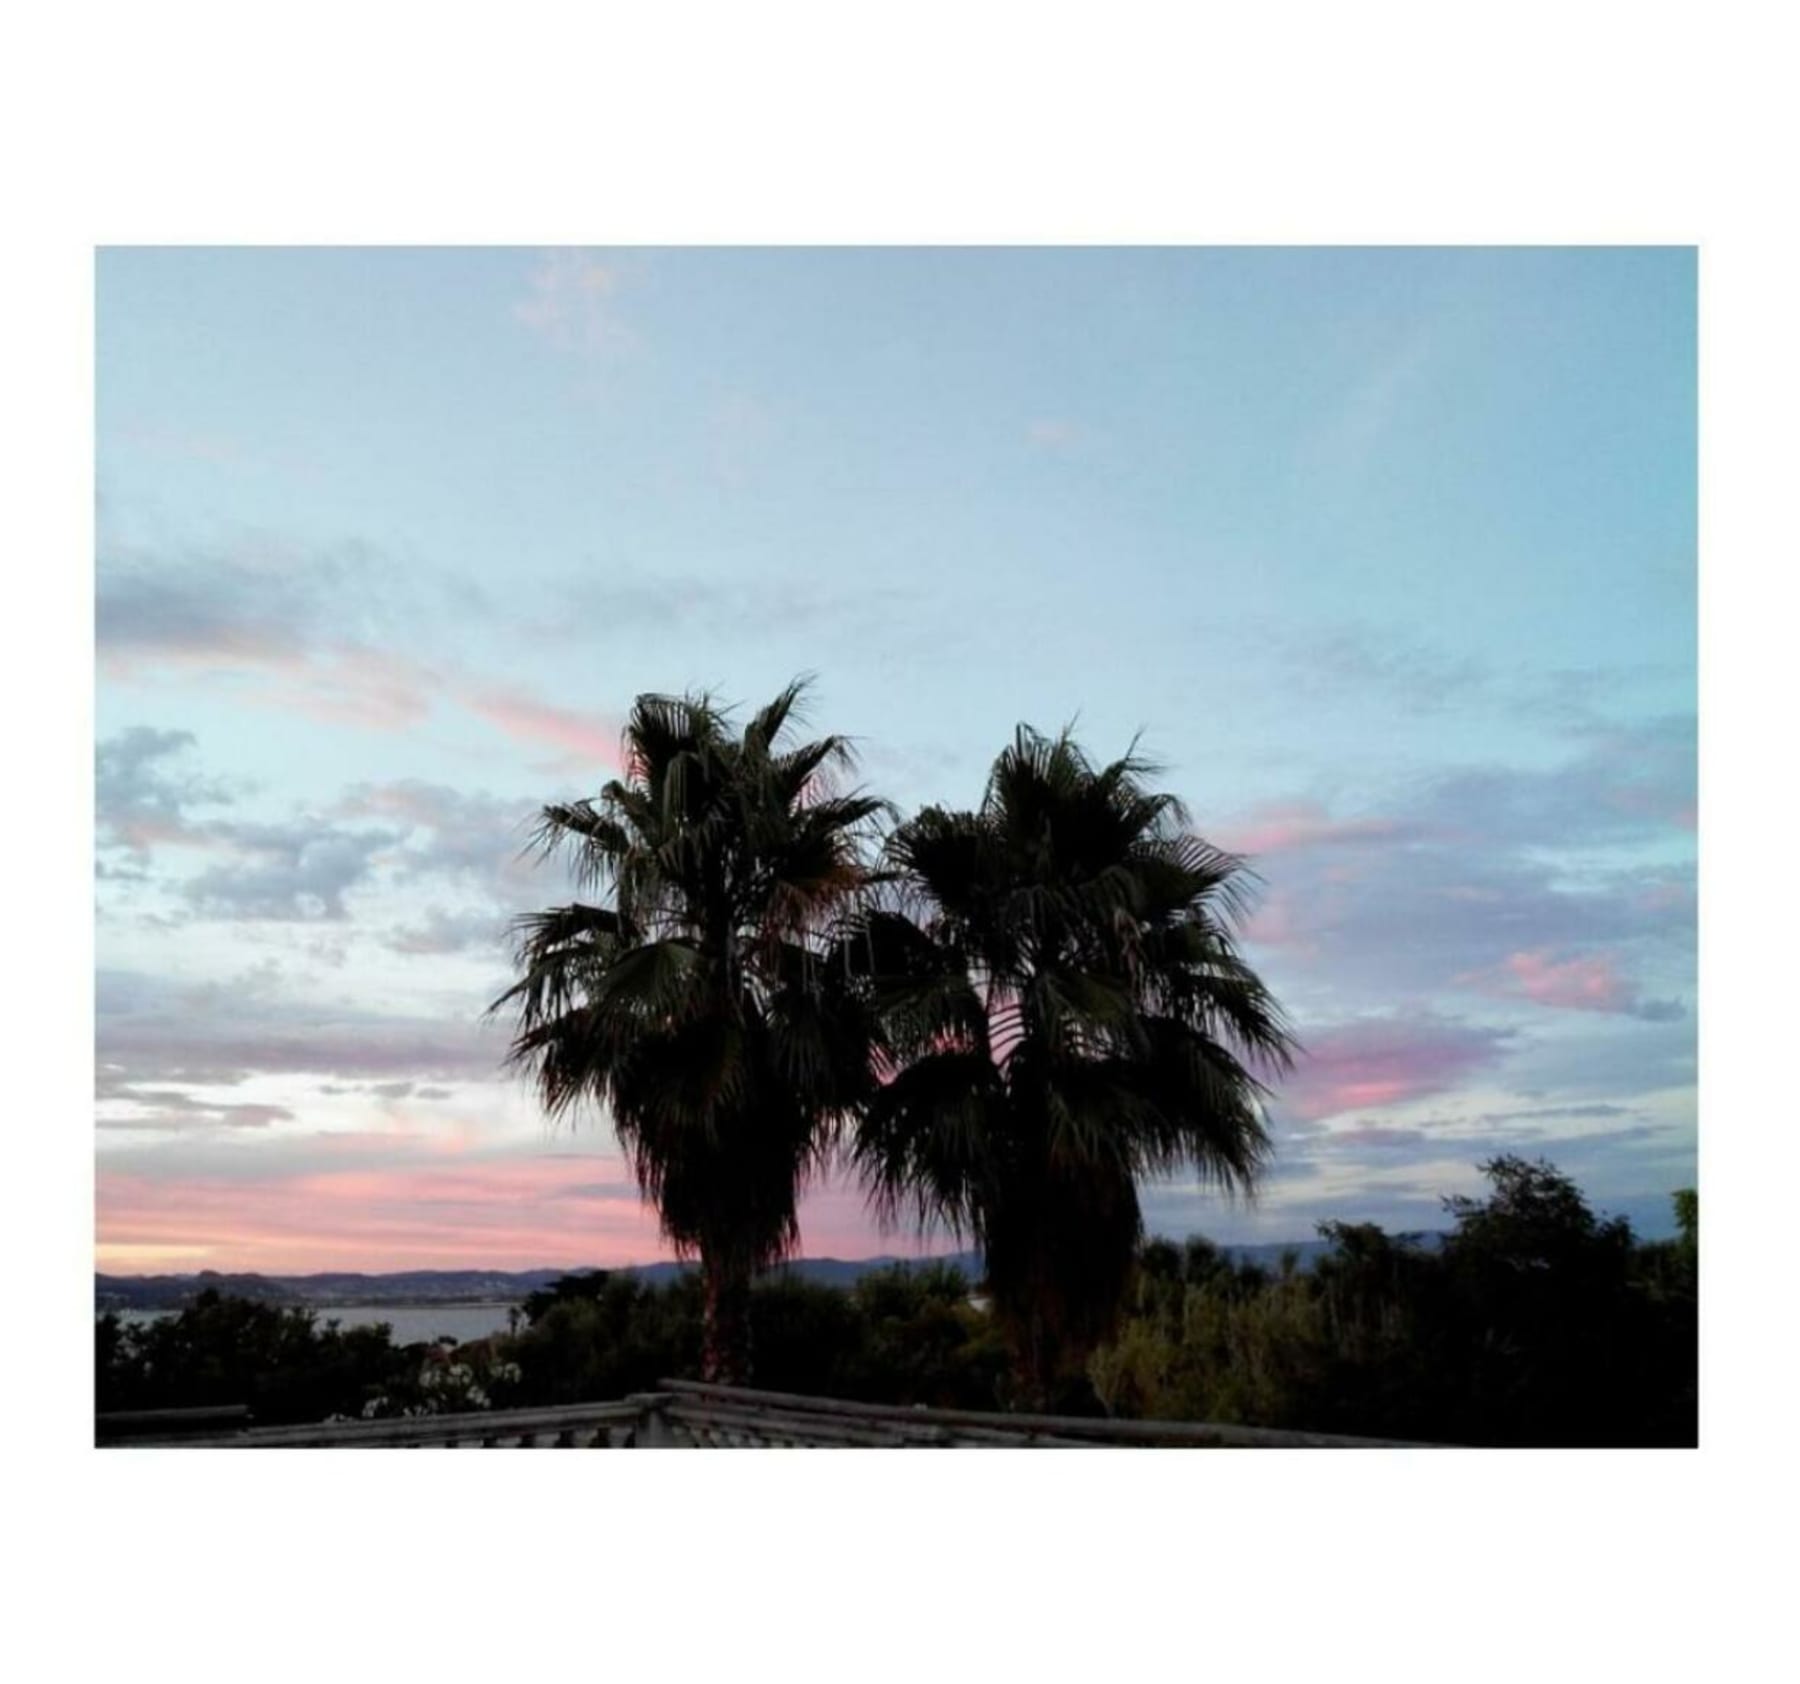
[655,1379,1433,1447]
[118,1381,1438,1448]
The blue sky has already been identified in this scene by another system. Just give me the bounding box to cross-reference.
[94,246,1696,1270]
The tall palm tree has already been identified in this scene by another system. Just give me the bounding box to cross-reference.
[491,682,885,1384]
[850,726,1295,1409]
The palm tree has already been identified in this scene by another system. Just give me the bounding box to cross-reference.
[491,682,885,1385]
[850,725,1295,1409]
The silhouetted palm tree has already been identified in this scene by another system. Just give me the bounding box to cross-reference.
[850,726,1294,1408]
[492,683,885,1384]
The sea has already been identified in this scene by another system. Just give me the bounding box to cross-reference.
[116,1302,520,1344]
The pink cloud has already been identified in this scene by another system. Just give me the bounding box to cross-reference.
[1238,886,1319,954]
[1212,800,1415,857]
[1484,948,1635,1014]
[102,637,443,735]
[106,612,623,772]
[1281,1016,1509,1123]
[466,685,623,769]
[246,646,443,733]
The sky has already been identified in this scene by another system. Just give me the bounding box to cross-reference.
[93,246,1696,1274]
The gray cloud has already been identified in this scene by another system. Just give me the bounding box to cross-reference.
[96,729,418,921]
[97,966,510,1090]
[180,818,402,921]
[97,1088,294,1132]
[1413,713,1696,848]
[1279,623,1491,717]
[336,781,550,889]
[385,906,512,957]
[97,538,337,668]
[1497,1013,1697,1104]
[94,534,494,736]
[96,729,585,934]
[97,533,488,673]
[315,1081,457,1101]
[1223,716,1696,1020]
[526,565,937,676]
[96,727,236,853]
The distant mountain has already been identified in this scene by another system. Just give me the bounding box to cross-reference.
[94,1236,1450,1313]
[93,1255,981,1312]
[94,1268,566,1312]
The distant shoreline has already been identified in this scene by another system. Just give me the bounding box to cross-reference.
[95,1238,1438,1314]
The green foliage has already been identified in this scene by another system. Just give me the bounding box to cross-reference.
[1091,1161,1698,1446]
[508,1270,704,1404]
[505,1261,1010,1410]
[96,1289,425,1426]
[97,1262,1017,1427]
[1673,1187,1698,1250]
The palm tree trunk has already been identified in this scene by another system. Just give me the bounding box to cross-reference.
[701,1254,753,1386]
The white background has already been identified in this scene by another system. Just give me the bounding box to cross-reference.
[3,3,1792,1680]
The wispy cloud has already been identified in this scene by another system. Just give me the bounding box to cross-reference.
[97,532,627,768]
[1213,799,1422,858]
[512,249,635,357]
[1281,622,1488,717]
[97,1090,294,1132]
[1309,325,1438,476]
[384,906,512,957]
[97,965,510,1091]
[464,684,623,771]
[1025,417,1087,452]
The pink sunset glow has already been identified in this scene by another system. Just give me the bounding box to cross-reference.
[1279,1018,1507,1122]
[96,1143,967,1274]
[97,1151,657,1273]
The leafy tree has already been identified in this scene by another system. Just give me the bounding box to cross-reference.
[1433,1155,1637,1442]
[96,1290,420,1425]
[520,1268,615,1324]
[850,725,1294,1406]
[509,1271,704,1403]
[504,1263,1009,1410]
[1673,1187,1698,1252]
[492,683,886,1384]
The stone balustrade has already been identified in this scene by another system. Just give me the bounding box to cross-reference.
[104,1380,1431,1447]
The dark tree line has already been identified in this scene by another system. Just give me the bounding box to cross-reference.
[1091,1158,1697,1446]
[96,1158,1697,1445]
